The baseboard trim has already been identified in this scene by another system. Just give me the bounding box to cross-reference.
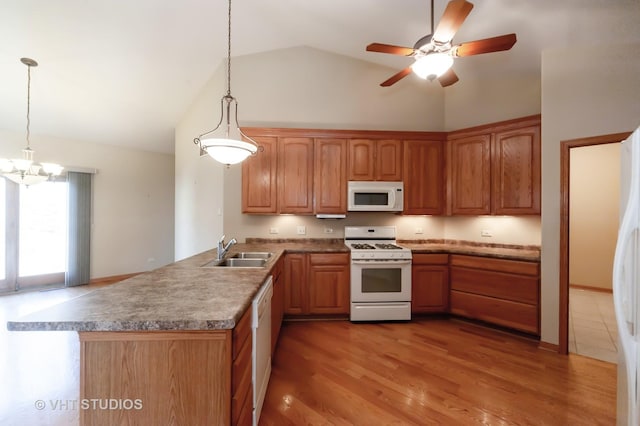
[538,341,560,353]
[89,273,141,286]
[569,284,612,294]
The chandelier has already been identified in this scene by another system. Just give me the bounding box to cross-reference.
[0,58,63,186]
[193,0,260,166]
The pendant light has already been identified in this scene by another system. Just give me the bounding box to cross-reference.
[0,58,64,186]
[193,0,260,166]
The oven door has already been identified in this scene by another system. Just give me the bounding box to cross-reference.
[350,259,411,302]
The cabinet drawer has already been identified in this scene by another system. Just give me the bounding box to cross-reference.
[450,290,539,335]
[450,254,539,276]
[450,267,538,305]
[232,336,252,395]
[308,252,349,265]
[232,379,252,426]
[232,307,252,360]
[412,253,448,265]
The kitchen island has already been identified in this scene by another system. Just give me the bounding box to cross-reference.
[6,241,347,426]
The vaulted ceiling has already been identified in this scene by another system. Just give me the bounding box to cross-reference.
[1,0,639,154]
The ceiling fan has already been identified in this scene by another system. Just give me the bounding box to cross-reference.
[366,0,516,87]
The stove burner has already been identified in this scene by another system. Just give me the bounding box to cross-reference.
[375,243,402,250]
[351,243,376,250]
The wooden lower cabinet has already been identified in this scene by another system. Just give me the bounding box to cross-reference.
[449,254,540,335]
[283,252,350,316]
[78,307,252,426]
[411,254,449,313]
[271,257,284,355]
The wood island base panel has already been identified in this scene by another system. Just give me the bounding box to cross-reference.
[78,331,231,425]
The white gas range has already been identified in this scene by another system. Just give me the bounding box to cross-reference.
[345,226,412,321]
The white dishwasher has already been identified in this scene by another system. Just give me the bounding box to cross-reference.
[252,276,272,425]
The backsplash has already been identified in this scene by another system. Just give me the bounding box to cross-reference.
[226,212,541,246]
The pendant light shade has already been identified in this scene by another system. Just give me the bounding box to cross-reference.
[193,0,260,166]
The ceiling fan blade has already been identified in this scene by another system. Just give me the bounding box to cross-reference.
[366,43,416,56]
[453,34,517,57]
[381,67,413,87]
[432,0,474,44]
[438,68,459,87]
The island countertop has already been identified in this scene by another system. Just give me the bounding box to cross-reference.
[6,238,538,332]
[6,241,347,332]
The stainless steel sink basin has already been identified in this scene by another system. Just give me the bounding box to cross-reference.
[202,258,267,268]
[230,252,273,259]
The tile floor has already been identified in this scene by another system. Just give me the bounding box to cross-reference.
[569,287,618,363]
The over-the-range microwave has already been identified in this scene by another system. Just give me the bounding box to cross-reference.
[347,181,404,212]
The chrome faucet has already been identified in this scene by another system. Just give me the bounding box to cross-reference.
[217,234,237,261]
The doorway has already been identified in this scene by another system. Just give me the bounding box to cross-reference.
[559,132,631,355]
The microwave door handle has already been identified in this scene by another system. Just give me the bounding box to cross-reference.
[388,190,396,208]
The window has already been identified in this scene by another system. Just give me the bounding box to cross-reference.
[1,178,68,292]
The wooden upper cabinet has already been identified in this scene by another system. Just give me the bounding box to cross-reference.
[403,140,444,215]
[376,139,403,181]
[348,139,402,181]
[448,134,492,215]
[241,136,277,214]
[492,125,541,214]
[348,139,375,180]
[314,138,348,214]
[278,137,314,214]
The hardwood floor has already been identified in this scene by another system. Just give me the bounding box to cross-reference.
[1,286,617,425]
[261,320,616,425]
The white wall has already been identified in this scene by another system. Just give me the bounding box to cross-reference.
[444,73,542,131]
[174,63,226,261]
[569,144,620,290]
[541,42,640,345]
[0,129,175,278]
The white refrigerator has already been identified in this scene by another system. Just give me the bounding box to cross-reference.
[614,126,640,426]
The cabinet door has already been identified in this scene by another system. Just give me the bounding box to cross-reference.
[308,253,350,315]
[278,138,314,214]
[315,139,348,214]
[449,134,492,215]
[403,140,444,215]
[283,253,307,314]
[492,125,541,215]
[348,139,375,181]
[270,258,284,355]
[376,139,403,181]
[242,136,277,213]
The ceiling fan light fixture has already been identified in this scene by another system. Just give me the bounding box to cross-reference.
[411,53,454,80]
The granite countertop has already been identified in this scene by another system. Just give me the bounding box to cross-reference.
[6,240,347,333]
[6,238,537,333]
[398,239,540,262]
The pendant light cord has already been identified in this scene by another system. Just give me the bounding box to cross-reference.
[226,0,232,97]
[26,63,32,148]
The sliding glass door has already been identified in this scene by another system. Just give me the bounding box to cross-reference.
[1,178,68,292]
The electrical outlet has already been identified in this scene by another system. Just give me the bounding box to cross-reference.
[324,227,334,234]
[481,229,493,237]
[297,225,306,235]
[269,227,279,234]
[415,227,424,234]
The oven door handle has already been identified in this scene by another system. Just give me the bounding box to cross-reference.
[351,259,412,265]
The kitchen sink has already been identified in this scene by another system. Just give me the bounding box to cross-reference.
[230,252,273,259]
[202,258,267,268]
